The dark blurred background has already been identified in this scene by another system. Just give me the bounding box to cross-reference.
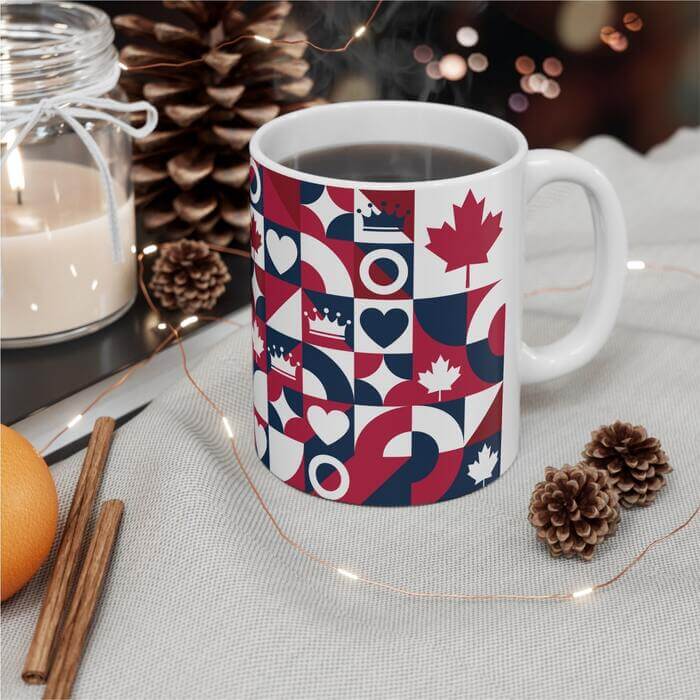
[97,0,699,152]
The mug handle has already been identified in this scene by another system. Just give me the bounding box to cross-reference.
[520,149,627,384]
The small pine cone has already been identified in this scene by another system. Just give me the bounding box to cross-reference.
[528,463,620,561]
[148,240,231,314]
[582,421,672,508]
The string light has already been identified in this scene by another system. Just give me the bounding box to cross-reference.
[354,26,367,38]
[39,244,699,605]
[222,416,234,439]
[156,322,168,330]
[66,414,83,429]
[627,260,646,270]
[180,315,198,328]
[337,568,360,580]
[253,34,272,45]
[142,244,157,255]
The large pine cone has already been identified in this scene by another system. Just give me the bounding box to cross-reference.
[115,1,322,247]
[148,240,231,313]
[582,421,672,508]
[529,463,620,561]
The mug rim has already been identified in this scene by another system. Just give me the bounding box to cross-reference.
[250,100,529,189]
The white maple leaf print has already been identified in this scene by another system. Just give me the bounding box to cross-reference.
[418,355,461,401]
[467,445,499,486]
[252,319,264,358]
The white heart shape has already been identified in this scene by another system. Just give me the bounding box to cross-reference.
[266,229,297,275]
[254,422,267,458]
[307,405,349,445]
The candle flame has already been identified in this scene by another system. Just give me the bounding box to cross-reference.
[4,129,25,197]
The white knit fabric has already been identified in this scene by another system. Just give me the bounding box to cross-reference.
[2,130,699,699]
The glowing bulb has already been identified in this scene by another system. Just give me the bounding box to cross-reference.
[69,264,78,278]
[30,303,39,312]
[157,322,168,330]
[130,244,137,254]
[354,25,366,38]
[118,61,128,71]
[222,416,234,438]
[438,54,467,81]
[180,315,198,328]
[142,244,158,255]
[4,129,25,202]
[515,55,535,75]
[572,587,593,599]
[67,414,83,429]
[413,45,433,63]
[456,26,478,47]
[337,568,359,580]
[425,61,442,80]
[623,12,643,32]
[467,52,488,73]
[508,93,529,113]
[91,279,99,291]
[254,34,272,44]
[627,260,646,270]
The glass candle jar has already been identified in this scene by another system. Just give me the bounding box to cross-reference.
[0,2,155,347]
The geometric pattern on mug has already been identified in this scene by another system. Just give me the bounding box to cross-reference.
[251,160,506,505]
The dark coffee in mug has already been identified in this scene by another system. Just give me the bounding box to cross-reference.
[281,142,497,181]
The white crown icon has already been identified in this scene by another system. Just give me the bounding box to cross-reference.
[304,306,351,341]
[268,344,300,380]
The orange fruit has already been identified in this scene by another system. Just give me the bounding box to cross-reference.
[1,424,58,601]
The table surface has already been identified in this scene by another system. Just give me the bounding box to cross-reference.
[2,131,698,699]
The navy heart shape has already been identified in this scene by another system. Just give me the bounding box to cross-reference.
[360,308,408,348]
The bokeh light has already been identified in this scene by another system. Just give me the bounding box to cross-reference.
[456,26,479,47]
[623,12,643,32]
[542,57,563,77]
[520,75,535,94]
[515,55,535,75]
[599,26,619,45]
[557,0,613,51]
[508,93,529,113]
[467,52,489,73]
[542,79,561,99]
[439,53,468,81]
[425,61,442,80]
[528,72,547,93]
[609,34,629,52]
[413,44,433,63]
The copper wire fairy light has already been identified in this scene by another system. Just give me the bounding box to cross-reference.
[38,244,699,604]
[119,0,385,72]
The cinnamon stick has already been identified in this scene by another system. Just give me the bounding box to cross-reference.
[44,500,124,700]
[23,417,116,685]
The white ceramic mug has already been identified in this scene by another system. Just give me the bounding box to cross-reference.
[249,101,627,506]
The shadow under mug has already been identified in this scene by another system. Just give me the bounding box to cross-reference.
[248,101,627,507]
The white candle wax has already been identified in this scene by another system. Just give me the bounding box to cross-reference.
[1,160,137,342]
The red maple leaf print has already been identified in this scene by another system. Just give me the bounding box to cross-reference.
[250,215,262,253]
[426,190,502,273]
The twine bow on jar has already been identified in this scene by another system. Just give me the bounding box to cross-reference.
[0,66,158,263]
